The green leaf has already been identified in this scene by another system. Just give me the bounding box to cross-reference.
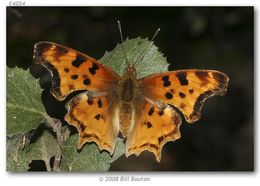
[7,67,45,135]
[7,129,57,172]
[60,134,125,171]
[100,37,168,78]
[6,133,29,172]
[23,129,57,170]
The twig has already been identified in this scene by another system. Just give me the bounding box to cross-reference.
[44,115,63,172]
[44,159,52,172]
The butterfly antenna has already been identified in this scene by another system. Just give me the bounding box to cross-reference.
[133,28,160,67]
[151,28,161,41]
[117,21,129,65]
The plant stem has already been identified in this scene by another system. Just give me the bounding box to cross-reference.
[44,115,63,172]
[44,159,52,172]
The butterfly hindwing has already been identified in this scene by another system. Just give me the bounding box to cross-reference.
[33,42,120,100]
[138,69,229,123]
[65,92,120,155]
[126,98,182,162]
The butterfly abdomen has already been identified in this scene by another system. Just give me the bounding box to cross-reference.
[118,77,135,137]
[119,101,133,138]
[118,68,138,137]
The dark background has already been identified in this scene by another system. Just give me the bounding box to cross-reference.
[7,7,254,171]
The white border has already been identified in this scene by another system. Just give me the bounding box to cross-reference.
[1,0,258,186]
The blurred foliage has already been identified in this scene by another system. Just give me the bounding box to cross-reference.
[7,7,254,171]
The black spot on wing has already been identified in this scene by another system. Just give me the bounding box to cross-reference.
[89,62,99,75]
[71,74,78,80]
[162,75,169,81]
[97,99,102,108]
[64,68,70,73]
[176,71,188,85]
[179,92,186,98]
[83,77,91,85]
[94,114,101,120]
[72,54,86,68]
[146,121,152,128]
[162,75,171,87]
[165,92,173,99]
[148,107,154,116]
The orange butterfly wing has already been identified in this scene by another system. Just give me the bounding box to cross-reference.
[33,42,120,100]
[65,92,119,155]
[139,69,229,123]
[126,98,182,162]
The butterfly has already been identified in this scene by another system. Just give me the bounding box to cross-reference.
[33,23,229,162]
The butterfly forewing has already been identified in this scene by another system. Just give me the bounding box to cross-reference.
[138,69,229,123]
[33,42,120,100]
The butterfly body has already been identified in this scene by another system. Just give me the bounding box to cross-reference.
[33,41,229,162]
[108,65,138,138]
[119,67,137,102]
